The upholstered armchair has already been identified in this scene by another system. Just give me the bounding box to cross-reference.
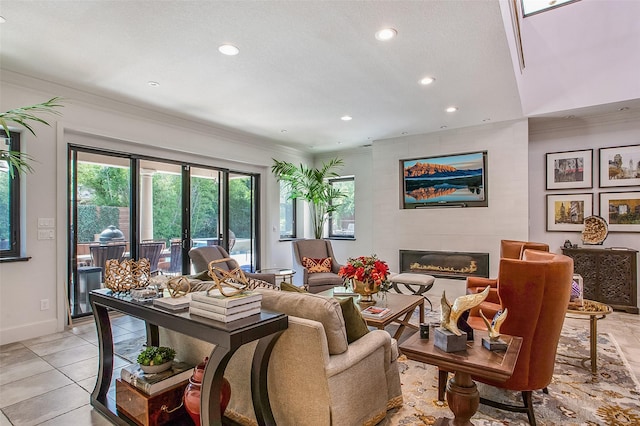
[188,246,276,285]
[466,240,549,329]
[440,249,573,425]
[291,239,344,293]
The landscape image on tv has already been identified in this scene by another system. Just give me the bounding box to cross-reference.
[402,151,486,207]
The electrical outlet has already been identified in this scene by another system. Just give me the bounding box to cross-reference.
[40,299,50,311]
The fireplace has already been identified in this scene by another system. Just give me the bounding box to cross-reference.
[399,250,489,280]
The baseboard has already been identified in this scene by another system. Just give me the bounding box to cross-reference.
[0,318,59,345]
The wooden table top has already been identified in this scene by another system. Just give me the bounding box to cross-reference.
[361,292,423,327]
[399,330,522,383]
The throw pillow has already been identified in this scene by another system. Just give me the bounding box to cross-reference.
[338,297,370,343]
[302,256,332,273]
[281,282,307,293]
[192,270,213,281]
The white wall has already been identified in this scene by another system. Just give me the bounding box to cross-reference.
[371,119,530,300]
[0,73,308,344]
[529,109,640,308]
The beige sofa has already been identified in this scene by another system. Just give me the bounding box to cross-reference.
[161,289,403,426]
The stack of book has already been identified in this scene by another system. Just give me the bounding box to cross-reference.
[119,361,194,395]
[361,306,391,318]
[189,289,262,322]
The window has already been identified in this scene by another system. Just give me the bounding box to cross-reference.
[279,180,296,239]
[1,132,21,258]
[521,0,578,16]
[328,176,354,238]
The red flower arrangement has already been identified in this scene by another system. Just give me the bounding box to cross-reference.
[338,254,390,286]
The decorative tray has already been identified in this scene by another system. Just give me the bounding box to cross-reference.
[582,215,608,245]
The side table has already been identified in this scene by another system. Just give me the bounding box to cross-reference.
[400,330,522,425]
[564,299,613,374]
[256,267,296,285]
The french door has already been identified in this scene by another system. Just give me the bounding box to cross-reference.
[68,146,259,318]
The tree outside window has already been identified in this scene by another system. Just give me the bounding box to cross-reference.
[279,180,296,239]
[328,177,355,238]
[0,132,21,258]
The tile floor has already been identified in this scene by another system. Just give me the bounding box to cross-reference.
[1,310,639,425]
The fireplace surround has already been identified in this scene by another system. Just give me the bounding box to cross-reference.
[399,250,489,280]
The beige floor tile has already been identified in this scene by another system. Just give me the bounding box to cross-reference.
[0,411,11,426]
[36,403,113,426]
[0,346,38,369]
[76,376,97,393]
[58,356,99,382]
[0,369,72,408]
[68,321,97,336]
[0,342,26,354]
[2,383,88,426]
[0,357,54,386]
[26,335,89,357]
[77,330,99,345]
[21,331,75,347]
[41,343,98,368]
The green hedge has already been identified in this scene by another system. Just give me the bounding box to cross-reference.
[78,205,121,243]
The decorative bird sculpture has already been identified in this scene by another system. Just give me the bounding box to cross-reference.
[480,308,509,341]
[440,286,490,336]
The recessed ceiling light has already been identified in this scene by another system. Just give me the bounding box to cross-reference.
[401,132,408,135]
[419,77,435,85]
[446,106,458,113]
[618,107,630,111]
[148,81,160,87]
[341,115,353,121]
[375,28,397,41]
[440,126,448,129]
[0,16,6,24]
[482,118,491,122]
[218,44,239,56]
[337,141,342,145]
[281,129,287,133]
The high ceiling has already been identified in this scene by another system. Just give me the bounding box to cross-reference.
[2,1,528,152]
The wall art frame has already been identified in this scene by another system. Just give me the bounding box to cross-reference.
[545,149,593,190]
[599,144,640,187]
[599,191,640,232]
[546,193,593,232]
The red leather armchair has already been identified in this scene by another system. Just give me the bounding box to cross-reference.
[466,240,549,329]
[441,249,573,425]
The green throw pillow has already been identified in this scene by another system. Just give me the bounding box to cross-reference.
[338,297,370,343]
[280,282,307,293]
[192,270,213,281]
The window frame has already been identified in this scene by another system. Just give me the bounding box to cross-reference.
[327,175,355,239]
[279,180,297,239]
[1,131,22,259]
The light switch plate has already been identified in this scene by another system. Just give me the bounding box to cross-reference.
[38,218,55,228]
[37,229,55,240]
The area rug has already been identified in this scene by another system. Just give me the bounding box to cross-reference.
[385,325,640,425]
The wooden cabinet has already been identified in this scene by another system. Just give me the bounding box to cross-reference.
[562,247,638,314]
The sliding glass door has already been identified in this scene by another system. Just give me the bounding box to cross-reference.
[68,146,259,318]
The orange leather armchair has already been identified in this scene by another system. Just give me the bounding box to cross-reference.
[441,249,573,425]
[466,240,549,329]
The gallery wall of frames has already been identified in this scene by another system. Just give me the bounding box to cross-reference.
[545,144,640,234]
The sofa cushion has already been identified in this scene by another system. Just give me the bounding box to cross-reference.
[281,282,307,292]
[257,289,348,355]
[307,272,344,287]
[338,297,369,343]
[192,270,213,281]
[302,256,332,273]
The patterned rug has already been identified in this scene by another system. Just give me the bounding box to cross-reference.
[385,324,640,425]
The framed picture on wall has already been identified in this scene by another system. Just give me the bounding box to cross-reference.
[546,193,593,231]
[599,191,640,232]
[545,149,593,190]
[599,144,640,187]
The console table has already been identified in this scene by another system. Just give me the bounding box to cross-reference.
[89,289,288,425]
[562,247,638,314]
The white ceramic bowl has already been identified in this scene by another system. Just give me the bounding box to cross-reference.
[140,360,172,374]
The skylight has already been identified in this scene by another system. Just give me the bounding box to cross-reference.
[521,0,579,16]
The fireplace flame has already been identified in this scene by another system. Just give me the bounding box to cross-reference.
[410,260,478,275]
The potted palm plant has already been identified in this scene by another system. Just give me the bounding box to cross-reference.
[0,97,64,176]
[272,157,346,239]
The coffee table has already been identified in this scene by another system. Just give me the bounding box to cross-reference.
[400,330,522,426]
[319,289,424,340]
[564,299,613,373]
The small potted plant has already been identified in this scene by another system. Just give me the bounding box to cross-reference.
[137,346,176,373]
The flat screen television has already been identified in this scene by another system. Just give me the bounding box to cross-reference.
[401,151,488,209]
